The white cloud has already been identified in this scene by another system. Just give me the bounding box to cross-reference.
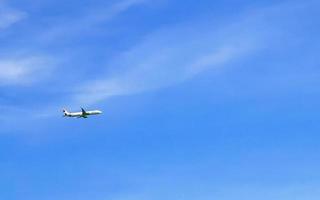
[72,0,318,106]
[40,0,147,42]
[0,56,53,86]
[97,0,147,20]
[0,3,26,29]
[72,12,263,105]
[0,0,149,122]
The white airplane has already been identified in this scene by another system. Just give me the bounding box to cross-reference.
[63,108,102,118]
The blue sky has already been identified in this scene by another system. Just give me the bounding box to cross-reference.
[1,0,320,199]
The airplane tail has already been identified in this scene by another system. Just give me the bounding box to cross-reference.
[62,109,69,116]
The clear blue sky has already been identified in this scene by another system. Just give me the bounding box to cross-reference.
[1,0,320,199]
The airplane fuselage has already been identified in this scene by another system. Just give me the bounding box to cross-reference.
[63,108,102,118]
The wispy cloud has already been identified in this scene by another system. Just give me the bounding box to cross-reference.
[0,3,26,29]
[40,0,147,42]
[71,0,319,106]
[0,56,53,86]
[2,0,316,123]
[0,0,150,123]
[72,12,263,105]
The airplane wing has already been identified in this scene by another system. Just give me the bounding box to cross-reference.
[81,108,87,115]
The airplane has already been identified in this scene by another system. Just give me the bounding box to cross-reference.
[63,108,102,118]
